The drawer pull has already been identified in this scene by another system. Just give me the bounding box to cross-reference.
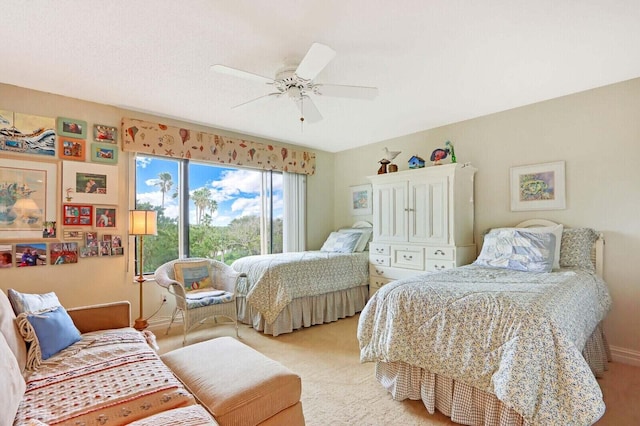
[434,249,445,256]
[376,248,384,253]
[376,259,385,264]
[376,269,384,275]
[403,254,413,260]
[435,264,446,270]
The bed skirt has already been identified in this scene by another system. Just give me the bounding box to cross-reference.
[375,323,610,426]
[237,285,369,336]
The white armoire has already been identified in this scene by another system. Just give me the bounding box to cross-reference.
[367,163,477,294]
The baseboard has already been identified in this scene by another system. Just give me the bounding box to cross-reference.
[610,345,640,367]
[147,315,180,334]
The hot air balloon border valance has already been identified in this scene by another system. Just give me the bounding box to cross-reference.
[121,118,316,175]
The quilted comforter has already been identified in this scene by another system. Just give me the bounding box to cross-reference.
[357,265,611,425]
[232,251,369,324]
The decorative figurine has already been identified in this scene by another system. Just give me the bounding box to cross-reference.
[380,147,401,174]
[408,155,425,169]
[445,140,456,163]
[430,147,450,165]
[377,159,391,174]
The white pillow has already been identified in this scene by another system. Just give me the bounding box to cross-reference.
[338,228,373,252]
[320,232,361,253]
[489,224,563,270]
[474,229,556,273]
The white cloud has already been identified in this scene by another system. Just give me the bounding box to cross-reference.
[136,157,153,168]
[231,196,261,216]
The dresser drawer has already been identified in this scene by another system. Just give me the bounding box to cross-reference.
[370,264,420,280]
[426,246,455,261]
[369,255,390,267]
[426,259,456,272]
[369,243,390,256]
[391,246,425,270]
[369,277,391,296]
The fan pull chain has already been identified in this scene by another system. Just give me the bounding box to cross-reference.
[300,96,305,132]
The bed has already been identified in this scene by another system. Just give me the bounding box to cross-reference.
[231,224,372,336]
[357,220,612,426]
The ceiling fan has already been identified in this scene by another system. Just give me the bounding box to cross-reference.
[212,43,378,123]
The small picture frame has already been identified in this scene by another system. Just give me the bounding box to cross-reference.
[63,204,93,226]
[42,221,57,239]
[15,243,47,267]
[94,124,117,144]
[99,241,112,256]
[510,161,566,211]
[90,142,118,164]
[62,161,118,205]
[63,230,84,240]
[58,137,86,161]
[50,242,79,265]
[57,117,88,139]
[85,231,98,247]
[80,246,99,257]
[0,244,13,268]
[111,234,122,248]
[95,206,117,228]
[350,184,373,216]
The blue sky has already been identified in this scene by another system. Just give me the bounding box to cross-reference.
[135,156,282,226]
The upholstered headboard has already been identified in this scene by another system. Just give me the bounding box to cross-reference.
[516,219,604,278]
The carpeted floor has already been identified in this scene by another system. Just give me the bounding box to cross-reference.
[155,316,640,426]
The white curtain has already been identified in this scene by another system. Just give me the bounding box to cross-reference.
[283,172,306,252]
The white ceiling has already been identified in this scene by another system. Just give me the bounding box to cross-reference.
[3,1,640,153]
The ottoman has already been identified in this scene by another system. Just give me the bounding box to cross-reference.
[161,336,304,426]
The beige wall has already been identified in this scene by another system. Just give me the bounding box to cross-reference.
[0,83,335,325]
[334,78,640,360]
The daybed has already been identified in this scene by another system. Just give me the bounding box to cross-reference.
[1,289,304,426]
[231,226,372,336]
[358,220,612,426]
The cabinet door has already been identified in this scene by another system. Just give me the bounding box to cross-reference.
[372,182,407,242]
[409,176,449,244]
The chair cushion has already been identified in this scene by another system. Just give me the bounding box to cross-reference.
[174,261,214,291]
[185,292,234,309]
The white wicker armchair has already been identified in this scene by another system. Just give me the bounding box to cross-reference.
[154,258,246,345]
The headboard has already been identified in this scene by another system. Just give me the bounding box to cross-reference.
[515,219,604,278]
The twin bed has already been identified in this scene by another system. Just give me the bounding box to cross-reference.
[357,220,611,425]
[231,225,372,336]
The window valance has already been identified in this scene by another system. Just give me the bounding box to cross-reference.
[121,118,316,175]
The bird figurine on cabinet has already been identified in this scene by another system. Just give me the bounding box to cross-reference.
[379,147,401,174]
[430,147,450,165]
[445,140,456,163]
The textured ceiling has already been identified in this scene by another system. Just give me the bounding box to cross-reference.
[2,0,640,153]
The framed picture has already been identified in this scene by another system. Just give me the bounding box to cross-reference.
[0,158,58,240]
[42,221,57,238]
[62,161,118,205]
[0,244,13,268]
[50,242,79,265]
[63,230,84,240]
[0,111,56,157]
[94,124,117,144]
[84,231,98,247]
[80,246,99,257]
[95,206,116,228]
[15,243,47,266]
[57,117,87,139]
[62,203,93,226]
[99,241,112,256]
[510,161,566,211]
[350,184,372,216]
[58,137,86,161]
[90,142,118,164]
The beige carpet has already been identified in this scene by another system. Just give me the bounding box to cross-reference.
[155,316,639,426]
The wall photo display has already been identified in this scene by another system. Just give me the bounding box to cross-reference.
[58,137,86,161]
[510,161,566,211]
[50,242,79,265]
[62,161,118,205]
[95,206,116,228]
[57,117,87,139]
[90,142,118,164]
[15,243,46,266]
[0,110,56,157]
[63,204,93,226]
[94,125,117,144]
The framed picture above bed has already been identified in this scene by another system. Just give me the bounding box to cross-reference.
[350,184,372,215]
[510,161,566,211]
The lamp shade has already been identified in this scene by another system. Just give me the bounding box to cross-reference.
[128,210,157,236]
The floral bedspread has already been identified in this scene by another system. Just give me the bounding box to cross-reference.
[15,329,198,425]
[357,265,611,425]
[232,251,369,324]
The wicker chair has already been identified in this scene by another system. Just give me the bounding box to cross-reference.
[154,258,246,345]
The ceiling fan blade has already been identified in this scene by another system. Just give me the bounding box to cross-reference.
[314,84,379,100]
[295,43,336,81]
[232,92,281,109]
[294,95,323,122]
[211,64,274,85]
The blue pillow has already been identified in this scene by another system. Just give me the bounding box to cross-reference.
[26,307,81,360]
[473,229,556,273]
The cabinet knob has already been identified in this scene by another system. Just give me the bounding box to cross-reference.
[403,254,413,260]
[434,249,445,256]
[435,264,445,270]
[377,259,384,264]
[376,269,384,275]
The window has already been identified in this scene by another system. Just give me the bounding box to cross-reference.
[134,155,282,273]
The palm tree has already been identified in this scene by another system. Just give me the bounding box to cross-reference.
[157,172,173,208]
[191,187,212,224]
